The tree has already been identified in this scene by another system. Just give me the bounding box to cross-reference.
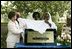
[1,1,71,22]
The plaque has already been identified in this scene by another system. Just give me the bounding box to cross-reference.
[24,29,56,45]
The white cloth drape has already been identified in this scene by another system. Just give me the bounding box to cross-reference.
[18,19,57,34]
[18,12,57,34]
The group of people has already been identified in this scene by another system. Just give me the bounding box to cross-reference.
[6,10,57,48]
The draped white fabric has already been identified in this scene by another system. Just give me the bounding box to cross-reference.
[18,12,57,34]
[18,19,57,34]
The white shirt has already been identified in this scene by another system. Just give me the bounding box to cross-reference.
[6,20,24,43]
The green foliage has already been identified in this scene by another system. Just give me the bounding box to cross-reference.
[57,23,63,35]
[1,1,71,18]
[1,23,8,48]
